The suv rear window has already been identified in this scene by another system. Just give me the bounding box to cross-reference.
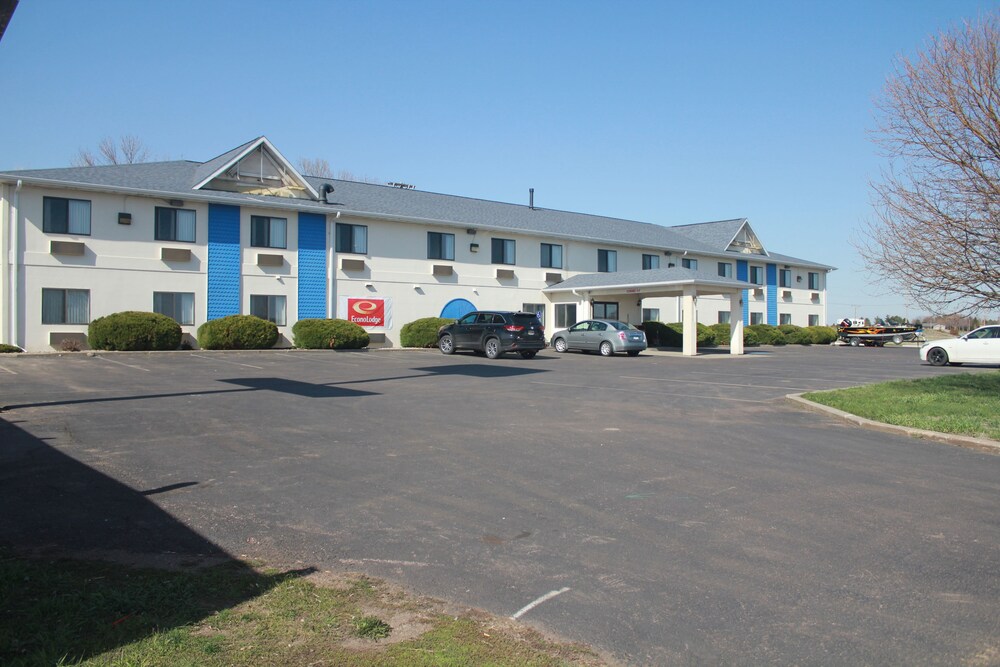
[513,314,541,326]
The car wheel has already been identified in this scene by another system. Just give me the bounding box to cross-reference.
[439,334,455,355]
[892,334,903,345]
[599,341,614,356]
[484,338,502,359]
[519,350,537,359]
[927,347,949,366]
[553,337,568,353]
[627,350,640,357]
[849,337,860,347]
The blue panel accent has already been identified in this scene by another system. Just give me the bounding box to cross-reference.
[736,260,749,324]
[208,204,241,320]
[297,212,327,320]
[766,263,778,325]
[440,298,476,319]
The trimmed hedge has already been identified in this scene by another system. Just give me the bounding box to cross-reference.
[641,321,716,347]
[0,344,23,353]
[87,311,182,351]
[401,317,456,348]
[807,326,838,344]
[197,315,278,350]
[747,324,787,345]
[292,318,369,349]
[708,323,761,346]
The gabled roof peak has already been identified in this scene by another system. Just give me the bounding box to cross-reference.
[192,136,319,201]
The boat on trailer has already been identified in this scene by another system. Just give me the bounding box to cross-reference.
[837,318,923,347]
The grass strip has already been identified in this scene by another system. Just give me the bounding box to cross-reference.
[802,372,1000,441]
[0,550,603,666]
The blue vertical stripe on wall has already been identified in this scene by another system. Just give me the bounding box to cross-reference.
[736,260,749,323]
[766,263,778,325]
[298,212,327,320]
[207,204,241,320]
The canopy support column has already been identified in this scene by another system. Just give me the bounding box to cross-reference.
[682,286,697,356]
[729,291,744,355]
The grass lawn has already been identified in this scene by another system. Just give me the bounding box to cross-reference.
[0,550,604,666]
[802,372,1000,441]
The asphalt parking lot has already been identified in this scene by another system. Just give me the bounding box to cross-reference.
[2,345,998,665]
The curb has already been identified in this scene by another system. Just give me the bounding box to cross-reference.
[785,393,1000,455]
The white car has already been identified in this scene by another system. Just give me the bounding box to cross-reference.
[919,325,1000,366]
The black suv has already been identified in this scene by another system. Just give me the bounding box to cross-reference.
[438,311,546,359]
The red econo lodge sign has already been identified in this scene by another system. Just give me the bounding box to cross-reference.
[346,298,386,327]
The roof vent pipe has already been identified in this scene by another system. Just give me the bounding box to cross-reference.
[529,188,534,210]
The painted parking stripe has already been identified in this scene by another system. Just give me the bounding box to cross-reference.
[530,380,774,403]
[0,365,16,375]
[94,356,150,372]
[621,375,816,392]
[190,354,263,369]
[511,587,572,620]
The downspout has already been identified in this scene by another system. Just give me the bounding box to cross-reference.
[9,180,22,347]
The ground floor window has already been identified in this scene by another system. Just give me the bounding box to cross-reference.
[718,311,731,324]
[780,313,792,325]
[154,292,195,325]
[250,295,286,326]
[808,314,820,327]
[41,288,89,324]
[522,303,545,324]
[555,304,577,328]
[642,308,660,322]
[593,301,619,320]
[750,312,764,325]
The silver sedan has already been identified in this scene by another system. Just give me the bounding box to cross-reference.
[550,319,648,357]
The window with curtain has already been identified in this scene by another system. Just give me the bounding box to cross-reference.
[335,223,367,254]
[642,254,660,270]
[43,197,91,235]
[541,243,563,269]
[250,295,286,326]
[41,288,89,324]
[491,238,515,264]
[598,249,617,272]
[155,207,196,243]
[682,257,698,270]
[251,215,287,249]
[153,292,195,325]
[718,262,733,278]
[427,232,455,260]
[555,304,577,328]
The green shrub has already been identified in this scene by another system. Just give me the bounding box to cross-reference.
[747,324,787,345]
[0,344,23,353]
[644,322,716,347]
[785,329,813,345]
[292,318,369,349]
[87,311,182,351]
[401,317,456,348]
[708,322,761,346]
[777,324,802,337]
[197,315,278,350]
[807,326,838,344]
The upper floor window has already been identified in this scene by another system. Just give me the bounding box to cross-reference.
[681,257,698,270]
[598,249,617,272]
[251,215,287,249]
[427,232,455,260]
[750,266,764,284]
[642,254,660,270]
[154,292,195,325]
[335,223,367,254]
[41,288,89,324]
[779,269,792,288]
[155,207,196,243]
[541,243,563,269]
[492,238,515,265]
[718,262,733,278]
[250,294,286,326]
[808,272,820,290]
[43,196,91,235]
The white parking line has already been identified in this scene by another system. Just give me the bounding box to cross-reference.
[620,375,815,392]
[511,587,572,620]
[0,365,16,375]
[190,354,263,370]
[530,380,774,403]
[95,356,150,372]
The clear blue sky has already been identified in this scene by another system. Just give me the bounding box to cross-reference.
[3,0,998,321]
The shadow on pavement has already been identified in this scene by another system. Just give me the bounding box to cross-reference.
[0,416,312,664]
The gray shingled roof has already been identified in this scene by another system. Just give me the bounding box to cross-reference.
[1,147,834,270]
[670,218,747,250]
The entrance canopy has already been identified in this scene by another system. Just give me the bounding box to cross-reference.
[543,266,753,356]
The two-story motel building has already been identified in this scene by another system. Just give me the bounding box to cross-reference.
[1,136,833,354]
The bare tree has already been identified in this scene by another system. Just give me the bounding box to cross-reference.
[73,135,150,166]
[858,13,1000,316]
[297,157,334,178]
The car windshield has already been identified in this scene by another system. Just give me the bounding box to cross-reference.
[609,321,636,331]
